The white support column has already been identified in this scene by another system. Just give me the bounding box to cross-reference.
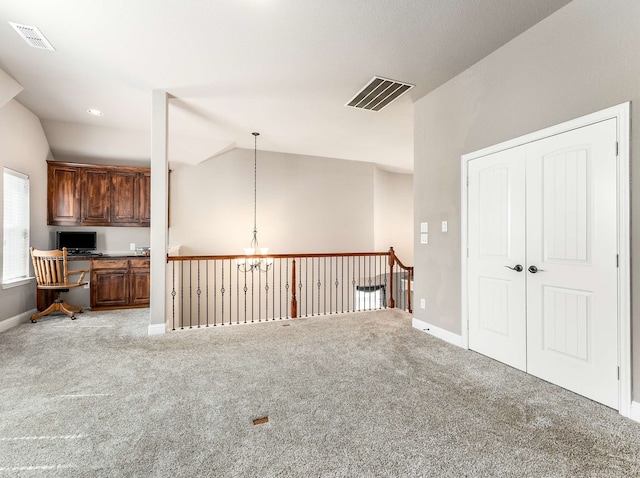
[149,90,169,335]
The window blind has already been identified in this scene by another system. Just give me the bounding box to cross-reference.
[3,168,30,284]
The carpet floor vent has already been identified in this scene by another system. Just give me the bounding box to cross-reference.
[346,76,414,111]
[9,22,56,51]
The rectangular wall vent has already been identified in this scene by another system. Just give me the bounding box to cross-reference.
[9,22,55,51]
[346,76,414,112]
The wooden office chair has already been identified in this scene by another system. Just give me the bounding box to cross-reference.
[30,247,89,323]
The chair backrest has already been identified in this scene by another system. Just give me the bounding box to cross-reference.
[30,247,70,287]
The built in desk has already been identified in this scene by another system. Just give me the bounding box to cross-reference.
[36,254,150,311]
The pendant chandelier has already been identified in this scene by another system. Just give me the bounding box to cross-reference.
[237,132,272,273]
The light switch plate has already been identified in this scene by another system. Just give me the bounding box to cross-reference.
[420,222,428,233]
[441,221,448,232]
[420,298,426,309]
[420,233,428,244]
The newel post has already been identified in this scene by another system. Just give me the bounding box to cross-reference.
[388,247,395,309]
[291,259,298,318]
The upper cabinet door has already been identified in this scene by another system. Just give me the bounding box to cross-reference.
[81,168,111,224]
[111,170,140,224]
[139,171,151,226]
[47,163,81,225]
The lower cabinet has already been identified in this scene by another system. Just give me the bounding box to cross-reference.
[91,258,150,310]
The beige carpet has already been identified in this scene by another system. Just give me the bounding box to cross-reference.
[1,308,640,477]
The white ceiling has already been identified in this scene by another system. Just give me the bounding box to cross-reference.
[0,0,572,172]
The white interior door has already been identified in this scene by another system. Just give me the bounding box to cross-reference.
[466,119,619,409]
[467,148,527,371]
[525,119,618,409]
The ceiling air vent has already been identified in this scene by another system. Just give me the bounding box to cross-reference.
[9,22,55,51]
[346,76,414,112]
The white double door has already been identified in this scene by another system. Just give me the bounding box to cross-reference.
[467,119,619,409]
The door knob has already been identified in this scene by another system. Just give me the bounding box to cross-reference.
[505,264,523,272]
[528,265,545,273]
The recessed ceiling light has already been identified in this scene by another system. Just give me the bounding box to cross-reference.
[87,109,104,117]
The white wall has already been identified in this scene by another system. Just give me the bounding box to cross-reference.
[374,168,413,264]
[170,148,385,256]
[0,99,50,322]
[413,0,640,397]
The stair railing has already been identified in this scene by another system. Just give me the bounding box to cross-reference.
[166,247,412,330]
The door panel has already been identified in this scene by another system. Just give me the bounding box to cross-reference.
[544,149,590,263]
[467,148,527,371]
[82,169,111,224]
[526,119,618,409]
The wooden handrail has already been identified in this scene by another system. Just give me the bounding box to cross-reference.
[167,251,390,262]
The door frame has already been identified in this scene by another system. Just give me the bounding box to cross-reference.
[460,102,631,417]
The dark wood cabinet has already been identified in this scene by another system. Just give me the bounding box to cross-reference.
[81,168,111,224]
[90,257,150,310]
[47,161,150,227]
[47,163,81,225]
[139,171,151,225]
[111,170,140,224]
[129,258,151,306]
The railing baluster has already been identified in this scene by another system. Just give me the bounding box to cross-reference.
[229,260,232,326]
[352,256,357,311]
[258,267,262,322]
[171,261,176,331]
[220,260,225,325]
[243,267,248,323]
[213,261,217,326]
[290,259,296,319]
[251,268,255,323]
[197,260,201,327]
[206,260,210,326]
[188,261,193,327]
[236,263,240,325]
[264,265,269,321]
[324,256,327,314]
[383,255,388,309]
[180,261,185,329]
[317,257,321,316]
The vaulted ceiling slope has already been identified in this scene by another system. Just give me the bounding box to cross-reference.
[0,0,572,172]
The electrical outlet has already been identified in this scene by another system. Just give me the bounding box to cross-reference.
[420,234,428,244]
[84,282,90,289]
[420,298,426,309]
[130,243,136,251]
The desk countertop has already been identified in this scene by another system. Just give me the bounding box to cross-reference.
[67,253,150,260]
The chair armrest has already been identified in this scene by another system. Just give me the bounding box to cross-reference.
[68,269,89,284]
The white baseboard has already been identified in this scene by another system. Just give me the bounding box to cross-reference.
[148,323,166,336]
[629,401,640,423]
[412,318,464,348]
[0,309,37,333]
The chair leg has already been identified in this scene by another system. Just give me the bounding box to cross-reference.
[61,301,83,313]
[58,302,78,320]
[30,298,82,322]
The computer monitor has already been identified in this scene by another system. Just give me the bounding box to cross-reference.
[55,231,97,254]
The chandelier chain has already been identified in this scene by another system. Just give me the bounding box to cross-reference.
[253,132,257,236]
